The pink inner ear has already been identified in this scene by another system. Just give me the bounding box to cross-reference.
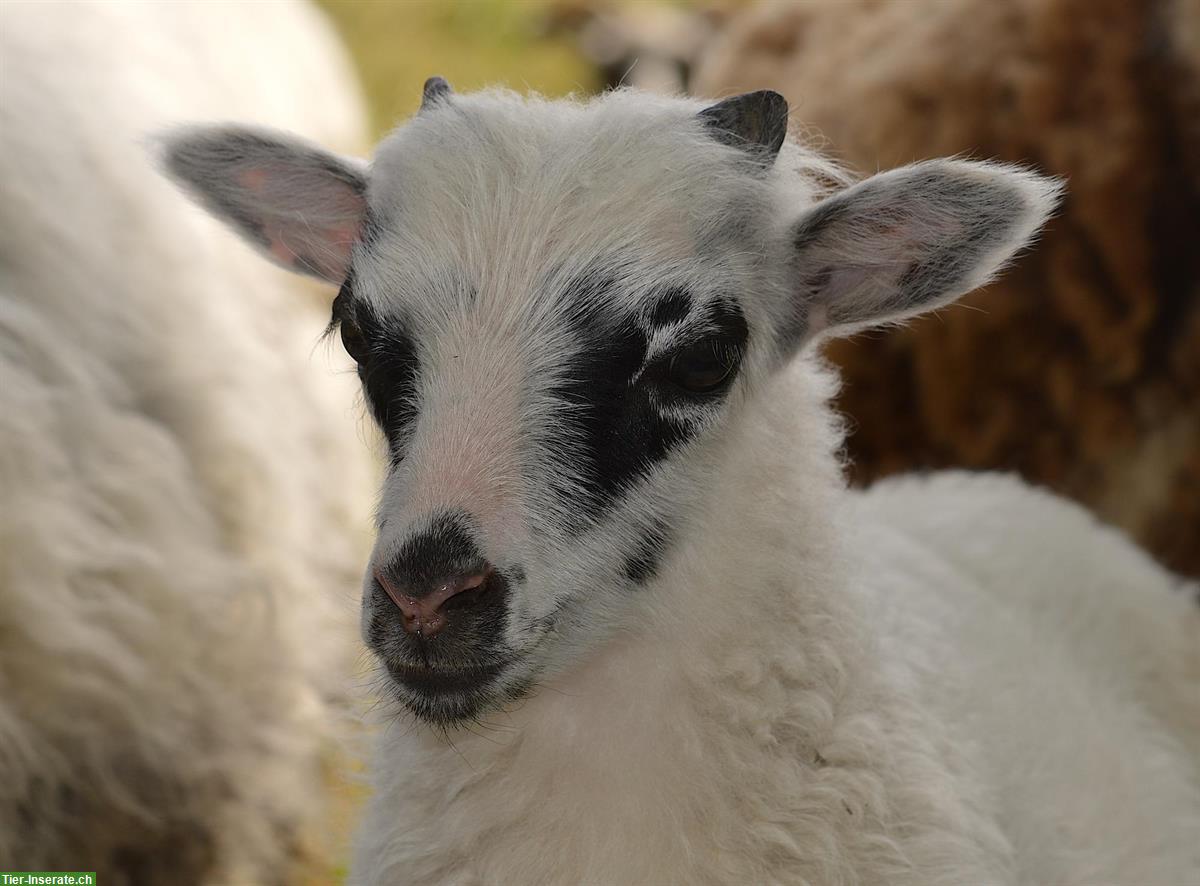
[250,172,366,282]
[264,218,361,281]
[238,168,269,191]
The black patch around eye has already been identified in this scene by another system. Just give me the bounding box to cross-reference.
[547,275,748,532]
[651,297,749,399]
[551,307,651,521]
[666,339,737,395]
[646,287,692,328]
[622,518,673,584]
[331,274,422,457]
[704,298,750,351]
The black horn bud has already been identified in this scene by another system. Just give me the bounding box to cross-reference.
[698,90,789,166]
[420,76,454,111]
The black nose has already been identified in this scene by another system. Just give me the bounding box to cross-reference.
[374,565,497,638]
[373,513,505,639]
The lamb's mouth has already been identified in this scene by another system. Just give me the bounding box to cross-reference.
[386,660,506,697]
[382,655,535,724]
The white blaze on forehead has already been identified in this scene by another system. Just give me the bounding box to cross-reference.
[394,312,530,550]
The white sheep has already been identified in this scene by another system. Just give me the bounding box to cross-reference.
[0,1,373,879]
[161,81,1200,885]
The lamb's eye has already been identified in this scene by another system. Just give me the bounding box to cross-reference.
[331,285,372,365]
[340,319,370,365]
[666,339,738,395]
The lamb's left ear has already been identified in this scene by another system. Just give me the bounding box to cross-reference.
[155,125,367,283]
[785,160,1062,347]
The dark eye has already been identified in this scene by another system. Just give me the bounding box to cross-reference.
[331,285,371,365]
[340,318,370,365]
[666,338,738,395]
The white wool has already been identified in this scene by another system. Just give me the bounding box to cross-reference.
[340,92,1198,885]
[0,0,373,878]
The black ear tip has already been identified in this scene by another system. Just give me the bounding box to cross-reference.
[768,90,789,113]
[753,89,787,109]
[421,76,454,110]
[750,89,788,138]
[699,88,790,164]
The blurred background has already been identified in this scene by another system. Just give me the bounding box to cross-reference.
[317,0,735,136]
[2,0,1196,883]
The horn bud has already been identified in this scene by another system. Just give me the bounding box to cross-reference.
[421,76,454,111]
[698,90,789,166]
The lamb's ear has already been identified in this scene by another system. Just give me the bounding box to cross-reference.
[155,125,367,283]
[784,160,1062,347]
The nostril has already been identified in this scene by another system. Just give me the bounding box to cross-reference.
[440,569,494,613]
[373,565,496,637]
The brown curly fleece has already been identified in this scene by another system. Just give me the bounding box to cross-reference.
[695,0,1200,576]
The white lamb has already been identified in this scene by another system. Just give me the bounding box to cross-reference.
[161,81,1200,885]
[0,1,372,880]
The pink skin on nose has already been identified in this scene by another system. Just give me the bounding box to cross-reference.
[374,569,492,639]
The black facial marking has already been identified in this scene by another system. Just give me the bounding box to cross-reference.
[332,274,422,458]
[548,272,649,527]
[383,512,486,596]
[622,518,673,584]
[703,298,750,353]
[547,271,749,531]
[646,287,692,328]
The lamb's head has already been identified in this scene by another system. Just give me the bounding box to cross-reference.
[159,80,1059,725]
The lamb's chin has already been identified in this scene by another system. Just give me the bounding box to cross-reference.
[384,660,513,725]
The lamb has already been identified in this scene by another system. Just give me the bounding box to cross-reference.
[160,81,1200,885]
[0,1,372,880]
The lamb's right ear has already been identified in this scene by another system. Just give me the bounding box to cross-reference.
[782,159,1062,348]
[155,126,367,283]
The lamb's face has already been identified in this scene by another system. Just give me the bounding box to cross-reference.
[343,93,787,723]
[160,82,1059,726]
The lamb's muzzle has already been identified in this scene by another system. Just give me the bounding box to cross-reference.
[374,566,496,638]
